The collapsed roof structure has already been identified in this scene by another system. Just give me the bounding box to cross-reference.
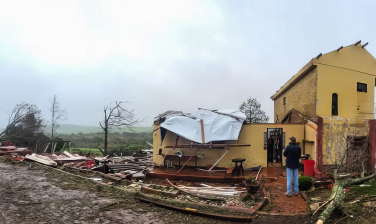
[155,109,246,144]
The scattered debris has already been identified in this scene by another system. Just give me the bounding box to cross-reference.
[25,153,57,166]
[0,146,32,156]
[138,196,253,222]
[3,155,25,163]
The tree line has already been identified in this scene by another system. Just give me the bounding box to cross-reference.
[0,99,143,156]
[0,96,67,149]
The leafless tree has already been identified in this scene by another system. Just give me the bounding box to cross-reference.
[0,102,46,147]
[239,96,269,123]
[99,101,139,156]
[50,95,67,141]
[316,124,376,224]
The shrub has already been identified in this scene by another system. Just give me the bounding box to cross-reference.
[245,176,256,184]
[298,175,314,191]
[242,194,252,202]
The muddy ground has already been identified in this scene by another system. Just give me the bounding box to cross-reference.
[1,161,375,224]
[0,161,224,224]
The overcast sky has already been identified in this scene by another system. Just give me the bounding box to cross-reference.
[1,0,376,128]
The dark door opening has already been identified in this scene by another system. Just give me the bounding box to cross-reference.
[267,128,283,167]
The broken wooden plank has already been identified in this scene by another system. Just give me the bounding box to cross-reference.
[166,178,225,201]
[138,197,252,222]
[25,153,57,166]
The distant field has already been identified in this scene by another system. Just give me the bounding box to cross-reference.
[71,148,102,156]
[72,147,141,156]
[45,124,152,134]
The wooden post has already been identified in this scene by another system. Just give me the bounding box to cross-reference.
[52,142,57,154]
[369,120,376,173]
[176,148,199,173]
[35,140,39,153]
[43,142,50,153]
[200,119,205,143]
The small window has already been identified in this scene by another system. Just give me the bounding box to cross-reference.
[332,93,338,116]
[357,82,367,92]
[283,97,286,105]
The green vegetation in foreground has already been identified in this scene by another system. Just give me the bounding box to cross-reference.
[348,179,376,198]
[71,148,103,156]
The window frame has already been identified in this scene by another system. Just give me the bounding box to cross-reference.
[357,82,367,93]
[332,93,338,116]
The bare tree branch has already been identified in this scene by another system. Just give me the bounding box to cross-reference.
[317,123,375,223]
[50,95,68,142]
[99,101,143,156]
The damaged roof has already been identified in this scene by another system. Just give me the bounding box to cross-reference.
[158,108,246,144]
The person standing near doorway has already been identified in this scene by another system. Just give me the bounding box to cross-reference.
[283,136,301,196]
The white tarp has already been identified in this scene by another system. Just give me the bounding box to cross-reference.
[160,109,246,143]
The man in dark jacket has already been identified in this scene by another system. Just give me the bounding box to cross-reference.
[283,136,301,196]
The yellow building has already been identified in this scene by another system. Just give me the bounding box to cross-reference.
[271,42,376,121]
[271,41,376,171]
[152,41,376,174]
[153,121,311,168]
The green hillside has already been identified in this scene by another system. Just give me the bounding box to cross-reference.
[45,124,152,134]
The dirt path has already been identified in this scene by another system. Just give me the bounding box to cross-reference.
[0,162,171,224]
[264,177,308,214]
[0,161,327,224]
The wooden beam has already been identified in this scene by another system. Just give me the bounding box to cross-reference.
[208,148,229,171]
[43,142,50,153]
[176,148,199,173]
[200,119,205,143]
[337,46,343,52]
[362,42,369,48]
[355,40,361,46]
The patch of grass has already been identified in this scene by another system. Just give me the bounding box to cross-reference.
[71,148,103,156]
[96,185,103,192]
[349,179,376,198]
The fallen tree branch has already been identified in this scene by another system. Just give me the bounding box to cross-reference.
[97,144,105,156]
[333,215,349,224]
[313,189,338,215]
[345,172,376,186]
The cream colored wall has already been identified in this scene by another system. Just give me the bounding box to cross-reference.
[273,44,376,122]
[322,117,369,165]
[316,66,375,119]
[315,44,376,119]
[153,123,305,168]
[314,44,376,75]
[274,69,317,122]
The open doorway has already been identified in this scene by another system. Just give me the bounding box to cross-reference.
[267,128,283,167]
